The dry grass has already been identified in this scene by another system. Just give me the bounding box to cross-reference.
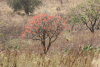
[68,30,100,48]
[34,0,88,16]
[0,46,100,67]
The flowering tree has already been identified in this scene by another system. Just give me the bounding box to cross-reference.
[19,13,68,54]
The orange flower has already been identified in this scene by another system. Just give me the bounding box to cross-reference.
[50,34,53,36]
[33,21,37,24]
[54,28,56,31]
[30,17,33,19]
[55,24,57,26]
[25,25,30,29]
[32,32,34,34]
[60,31,63,34]
[37,31,38,33]
[47,23,50,25]
[56,19,60,21]
[30,28,33,31]
[44,27,46,29]
[21,33,25,38]
[25,29,28,32]
[36,27,39,29]
[19,37,21,38]
[38,22,41,25]
[43,18,47,22]
[28,31,31,33]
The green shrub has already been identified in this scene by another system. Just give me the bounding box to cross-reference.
[82,44,99,53]
[65,48,68,52]
[7,0,42,15]
[56,6,61,11]
[82,44,92,51]
[0,33,3,37]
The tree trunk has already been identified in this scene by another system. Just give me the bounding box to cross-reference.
[42,30,46,54]
[90,25,94,33]
[25,7,29,15]
[42,40,46,54]
[45,43,51,54]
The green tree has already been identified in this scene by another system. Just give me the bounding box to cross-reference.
[67,7,81,31]
[67,0,100,33]
[7,0,42,15]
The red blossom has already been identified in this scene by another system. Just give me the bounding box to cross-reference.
[21,33,25,38]
[25,29,28,32]
[34,26,39,29]
[56,19,60,21]
[38,22,41,25]
[20,13,68,39]
[30,21,33,24]
[44,27,46,29]
[50,34,53,36]
[32,32,34,34]
[25,25,30,29]
[54,28,56,31]
[60,31,63,34]
[43,18,47,22]
[19,37,21,38]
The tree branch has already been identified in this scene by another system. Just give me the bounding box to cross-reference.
[32,38,41,41]
[51,35,59,43]
[93,19,97,27]
[81,17,91,31]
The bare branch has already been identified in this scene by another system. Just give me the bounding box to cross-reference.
[32,38,41,41]
[51,34,59,43]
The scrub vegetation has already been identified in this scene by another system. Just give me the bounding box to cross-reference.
[0,0,100,67]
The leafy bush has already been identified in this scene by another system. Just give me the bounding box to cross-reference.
[82,44,100,53]
[64,48,68,52]
[7,0,42,15]
[65,44,100,53]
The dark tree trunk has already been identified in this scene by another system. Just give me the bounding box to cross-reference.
[42,30,46,54]
[90,26,94,33]
[25,7,29,15]
[24,1,29,15]
[46,43,51,54]
[42,40,46,54]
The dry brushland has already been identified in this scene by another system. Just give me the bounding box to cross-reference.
[0,0,100,67]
